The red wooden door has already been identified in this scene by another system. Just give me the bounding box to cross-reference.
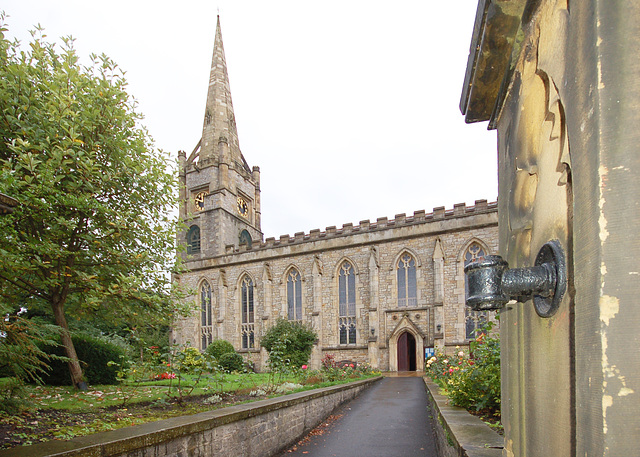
[397,332,417,371]
[398,333,408,371]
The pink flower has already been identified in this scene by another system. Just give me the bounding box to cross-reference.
[301,365,308,370]
[448,368,454,375]
[350,364,354,368]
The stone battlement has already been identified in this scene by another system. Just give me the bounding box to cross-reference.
[227,199,497,254]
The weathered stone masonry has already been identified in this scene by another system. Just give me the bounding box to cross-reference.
[174,200,498,371]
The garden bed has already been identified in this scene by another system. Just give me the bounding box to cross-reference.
[0,377,381,457]
[0,373,379,450]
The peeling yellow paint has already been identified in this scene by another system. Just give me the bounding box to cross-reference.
[601,262,607,276]
[602,395,613,434]
[597,60,605,89]
[505,438,515,457]
[619,387,634,397]
[598,165,609,243]
[600,295,619,326]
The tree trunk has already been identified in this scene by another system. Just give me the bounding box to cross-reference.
[51,300,87,390]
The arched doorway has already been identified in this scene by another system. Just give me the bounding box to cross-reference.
[397,331,417,371]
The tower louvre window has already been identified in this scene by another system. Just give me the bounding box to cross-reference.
[239,229,252,248]
[338,261,356,345]
[241,275,255,349]
[287,268,302,320]
[464,242,488,339]
[397,253,417,307]
[187,225,201,254]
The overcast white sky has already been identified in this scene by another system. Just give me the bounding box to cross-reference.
[3,1,497,239]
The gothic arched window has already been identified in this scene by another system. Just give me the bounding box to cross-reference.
[240,275,255,349]
[239,229,252,249]
[464,242,488,339]
[397,253,417,307]
[338,261,356,345]
[187,225,201,254]
[287,268,302,320]
[200,281,213,349]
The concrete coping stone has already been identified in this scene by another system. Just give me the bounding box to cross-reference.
[424,378,503,457]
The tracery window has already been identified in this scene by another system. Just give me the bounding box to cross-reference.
[200,281,213,349]
[464,242,488,339]
[338,261,356,345]
[287,268,302,320]
[240,275,255,349]
[397,253,417,307]
[187,225,201,254]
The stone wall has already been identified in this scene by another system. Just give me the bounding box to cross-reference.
[0,378,381,457]
[424,378,503,457]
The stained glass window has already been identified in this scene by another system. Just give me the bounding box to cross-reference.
[464,242,488,339]
[287,269,302,320]
[397,253,417,307]
[241,275,255,349]
[187,225,201,254]
[338,261,356,345]
[200,281,213,349]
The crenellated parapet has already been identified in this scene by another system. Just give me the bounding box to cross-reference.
[220,199,496,255]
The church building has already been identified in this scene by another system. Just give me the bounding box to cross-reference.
[172,18,498,372]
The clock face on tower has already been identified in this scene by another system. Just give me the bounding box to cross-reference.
[237,197,249,218]
[194,191,208,211]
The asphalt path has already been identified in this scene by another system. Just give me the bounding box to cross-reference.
[277,376,438,457]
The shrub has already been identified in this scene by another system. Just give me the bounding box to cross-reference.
[0,306,61,385]
[204,339,235,362]
[173,346,205,374]
[261,318,317,369]
[0,377,29,414]
[41,333,127,385]
[218,352,244,373]
[426,322,500,417]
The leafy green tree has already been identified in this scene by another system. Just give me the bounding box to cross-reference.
[0,18,183,389]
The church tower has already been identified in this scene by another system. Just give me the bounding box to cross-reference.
[179,16,262,258]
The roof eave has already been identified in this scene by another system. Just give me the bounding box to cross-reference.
[459,0,528,128]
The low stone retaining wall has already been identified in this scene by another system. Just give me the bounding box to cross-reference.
[0,377,381,457]
[424,378,503,457]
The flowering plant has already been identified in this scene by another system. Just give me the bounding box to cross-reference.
[156,372,176,380]
[426,322,500,417]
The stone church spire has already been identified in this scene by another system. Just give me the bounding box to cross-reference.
[199,16,243,166]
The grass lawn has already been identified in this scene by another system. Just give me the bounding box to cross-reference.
[0,372,379,449]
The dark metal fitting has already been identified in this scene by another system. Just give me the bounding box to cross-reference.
[464,240,567,318]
